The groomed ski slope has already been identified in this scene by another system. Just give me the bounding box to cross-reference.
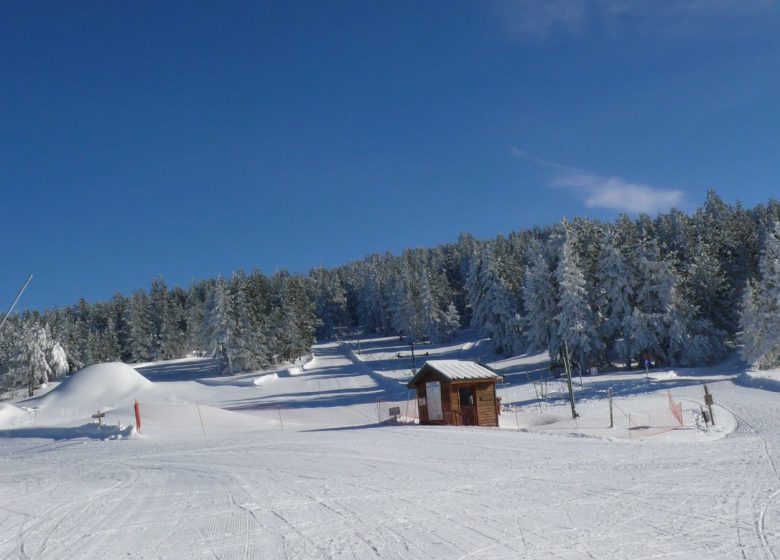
[1,340,780,559]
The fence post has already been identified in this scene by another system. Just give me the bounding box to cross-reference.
[278,408,284,431]
[704,384,715,426]
[608,388,613,428]
[196,402,206,436]
[134,400,141,433]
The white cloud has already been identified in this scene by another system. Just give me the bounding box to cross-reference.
[552,173,685,214]
[494,0,776,40]
[511,147,686,214]
[495,0,588,39]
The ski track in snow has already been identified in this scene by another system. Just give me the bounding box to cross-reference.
[1,341,780,559]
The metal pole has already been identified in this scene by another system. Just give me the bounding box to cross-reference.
[563,341,578,419]
[0,274,33,333]
[196,402,206,435]
[608,388,613,428]
[410,340,416,375]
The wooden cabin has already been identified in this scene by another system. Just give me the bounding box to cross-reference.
[407,360,502,427]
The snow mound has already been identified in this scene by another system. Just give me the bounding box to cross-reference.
[253,373,278,385]
[0,403,29,428]
[649,371,678,381]
[34,362,153,411]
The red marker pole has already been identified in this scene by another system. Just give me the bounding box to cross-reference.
[134,400,141,433]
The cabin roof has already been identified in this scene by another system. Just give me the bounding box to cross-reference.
[407,360,501,388]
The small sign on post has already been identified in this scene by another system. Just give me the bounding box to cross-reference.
[703,384,715,426]
[92,410,106,427]
[389,406,401,421]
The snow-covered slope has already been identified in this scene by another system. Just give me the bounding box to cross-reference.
[1,337,779,559]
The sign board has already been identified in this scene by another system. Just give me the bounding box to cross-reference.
[92,410,106,426]
[426,381,443,421]
[388,407,401,417]
[704,394,714,406]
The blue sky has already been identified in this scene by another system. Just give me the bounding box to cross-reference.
[2,0,779,310]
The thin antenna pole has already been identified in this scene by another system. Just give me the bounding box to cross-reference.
[563,341,578,420]
[0,274,33,332]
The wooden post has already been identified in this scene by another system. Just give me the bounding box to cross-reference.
[92,410,106,427]
[537,384,544,414]
[608,388,613,428]
[134,400,141,433]
[196,402,206,436]
[563,342,578,419]
[704,384,715,426]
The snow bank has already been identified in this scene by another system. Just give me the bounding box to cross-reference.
[0,403,29,428]
[745,367,780,385]
[253,373,278,385]
[33,362,152,411]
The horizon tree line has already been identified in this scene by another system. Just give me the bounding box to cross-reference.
[2,191,780,392]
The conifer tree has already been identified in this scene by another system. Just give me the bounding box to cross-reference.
[596,232,634,366]
[555,232,601,371]
[523,238,560,358]
[740,222,780,368]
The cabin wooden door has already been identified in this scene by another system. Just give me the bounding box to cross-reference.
[426,381,443,421]
[458,385,477,426]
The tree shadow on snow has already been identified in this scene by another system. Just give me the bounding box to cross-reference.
[302,419,410,433]
[0,423,132,441]
[135,359,220,382]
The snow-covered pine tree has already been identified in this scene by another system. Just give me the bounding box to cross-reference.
[15,324,53,395]
[356,257,391,334]
[440,302,461,341]
[665,284,725,366]
[126,290,155,363]
[388,253,424,341]
[684,236,730,334]
[47,336,69,378]
[555,231,601,371]
[740,222,780,368]
[471,247,522,355]
[596,231,634,367]
[310,267,351,340]
[738,280,760,365]
[523,238,560,358]
[464,247,487,328]
[202,276,233,360]
[628,238,674,365]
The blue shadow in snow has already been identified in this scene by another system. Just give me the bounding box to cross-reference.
[0,423,131,441]
[135,359,220,382]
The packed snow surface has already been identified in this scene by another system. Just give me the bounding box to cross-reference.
[1,337,779,559]
[0,403,27,427]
